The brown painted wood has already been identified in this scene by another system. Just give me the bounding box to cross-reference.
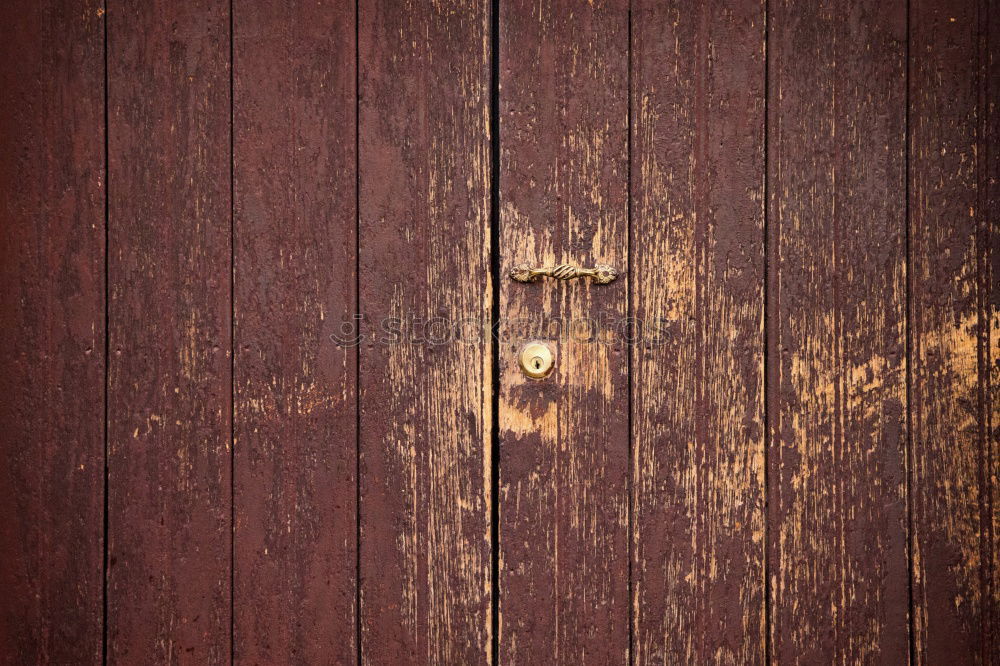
[232,2,357,663]
[630,1,765,663]
[497,1,629,662]
[357,1,492,663]
[767,1,909,662]
[990,1,1000,655]
[107,1,232,662]
[909,1,998,662]
[6,4,1000,662]
[0,1,105,662]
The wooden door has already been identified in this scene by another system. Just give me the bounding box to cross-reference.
[1,1,997,664]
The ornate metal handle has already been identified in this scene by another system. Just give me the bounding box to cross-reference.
[509,263,619,284]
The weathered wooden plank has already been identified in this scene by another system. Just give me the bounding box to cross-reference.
[767,1,909,661]
[107,1,232,662]
[358,1,492,662]
[909,1,998,662]
[630,1,765,663]
[232,2,357,663]
[0,1,105,661]
[990,1,1000,655]
[497,1,629,662]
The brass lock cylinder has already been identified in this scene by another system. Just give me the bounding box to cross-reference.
[518,341,555,379]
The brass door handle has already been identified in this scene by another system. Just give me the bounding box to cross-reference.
[509,263,619,284]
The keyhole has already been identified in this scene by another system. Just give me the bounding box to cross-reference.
[518,341,554,378]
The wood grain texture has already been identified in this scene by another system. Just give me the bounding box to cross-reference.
[358,0,492,662]
[630,1,765,663]
[909,1,998,662]
[767,0,909,662]
[107,1,231,662]
[990,1,1000,655]
[232,2,357,663]
[0,1,105,662]
[497,1,629,662]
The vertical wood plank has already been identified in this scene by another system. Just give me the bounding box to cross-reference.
[0,1,105,661]
[909,1,998,661]
[107,1,232,662]
[990,2,1000,655]
[767,1,909,662]
[358,0,492,662]
[498,1,629,662]
[630,1,765,663]
[232,2,357,663]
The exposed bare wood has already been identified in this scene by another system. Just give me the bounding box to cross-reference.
[358,0,493,662]
[768,0,909,661]
[498,1,630,662]
[630,1,766,663]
